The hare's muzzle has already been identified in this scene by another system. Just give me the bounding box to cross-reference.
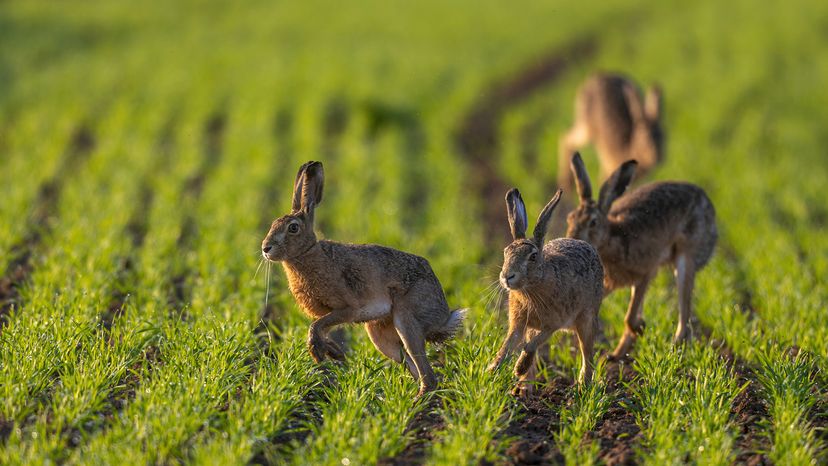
[500,272,520,290]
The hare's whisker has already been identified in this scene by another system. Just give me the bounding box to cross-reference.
[264,262,272,310]
[253,258,266,281]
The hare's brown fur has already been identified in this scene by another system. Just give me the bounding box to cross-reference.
[263,161,464,397]
[566,154,717,359]
[558,73,664,192]
[489,189,603,395]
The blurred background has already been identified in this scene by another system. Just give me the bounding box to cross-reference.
[1,0,826,464]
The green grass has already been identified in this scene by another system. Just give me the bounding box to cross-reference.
[1,0,827,464]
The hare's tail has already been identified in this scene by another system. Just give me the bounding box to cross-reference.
[428,308,467,343]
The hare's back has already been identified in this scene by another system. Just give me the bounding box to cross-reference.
[543,238,604,288]
[610,182,717,266]
[337,242,439,287]
[579,74,635,139]
[611,182,713,226]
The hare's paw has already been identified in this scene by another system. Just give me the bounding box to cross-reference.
[307,334,328,363]
[514,350,535,376]
[511,381,535,398]
[416,376,438,399]
[324,338,346,361]
[631,319,646,336]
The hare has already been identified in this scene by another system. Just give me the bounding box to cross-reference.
[261,161,465,396]
[558,73,664,192]
[488,188,604,395]
[566,153,717,359]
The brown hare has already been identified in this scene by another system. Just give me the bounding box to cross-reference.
[488,188,604,395]
[261,161,465,396]
[558,73,664,192]
[566,153,717,359]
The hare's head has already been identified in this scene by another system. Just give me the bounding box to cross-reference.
[500,188,562,291]
[566,152,637,246]
[262,161,324,262]
[628,84,665,166]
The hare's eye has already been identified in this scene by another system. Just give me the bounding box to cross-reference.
[529,252,538,261]
[288,223,300,234]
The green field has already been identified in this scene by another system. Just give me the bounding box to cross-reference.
[1,0,827,464]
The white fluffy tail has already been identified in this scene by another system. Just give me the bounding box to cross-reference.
[428,308,467,343]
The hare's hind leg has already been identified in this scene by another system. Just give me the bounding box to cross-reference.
[366,320,417,377]
[575,314,596,384]
[673,254,696,344]
[393,311,436,397]
[610,273,653,360]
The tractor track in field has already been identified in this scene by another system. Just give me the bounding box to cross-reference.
[363,99,428,234]
[694,321,772,465]
[496,375,569,465]
[169,112,226,313]
[590,361,642,466]
[103,118,176,331]
[377,396,445,466]
[454,36,596,250]
[718,241,759,320]
[0,125,95,325]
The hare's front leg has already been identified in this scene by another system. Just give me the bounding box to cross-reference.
[513,328,550,397]
[514,328,554,376]
[487,324,526,372]
[307,310,352,362]
[610,273,653,360]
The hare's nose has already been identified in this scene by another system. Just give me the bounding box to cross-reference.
[506,273,516,281]
[262,245,273,254]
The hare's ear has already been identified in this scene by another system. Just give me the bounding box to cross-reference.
[644,85,662,121]
[505,188,528,240]
[570,152,592,202]
[299,161,324,218]
[291,162,312,213]
[622,83,645,122]
[533,189,562,246]
[598,160,637,213]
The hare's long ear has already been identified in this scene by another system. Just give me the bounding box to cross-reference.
[291,162,312,213]
[598,160,637,213]
[622,82,645,122]
[533,189,562,246]
[644,85,662,122]
[570,152,592,203]
[299,161,324,219]
[505,188,528,240]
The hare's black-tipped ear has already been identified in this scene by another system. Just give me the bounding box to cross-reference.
[533,189,562,246]
[570,152,592,202]
[505,188,527,240]
[598,160,637,213]
[291,162,312,213]
[300,161,324,217]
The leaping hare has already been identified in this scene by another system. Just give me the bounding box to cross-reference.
[261,161,465,396]
[566,153,717,359]
[558,73,664,191]
[488,188,604,395]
